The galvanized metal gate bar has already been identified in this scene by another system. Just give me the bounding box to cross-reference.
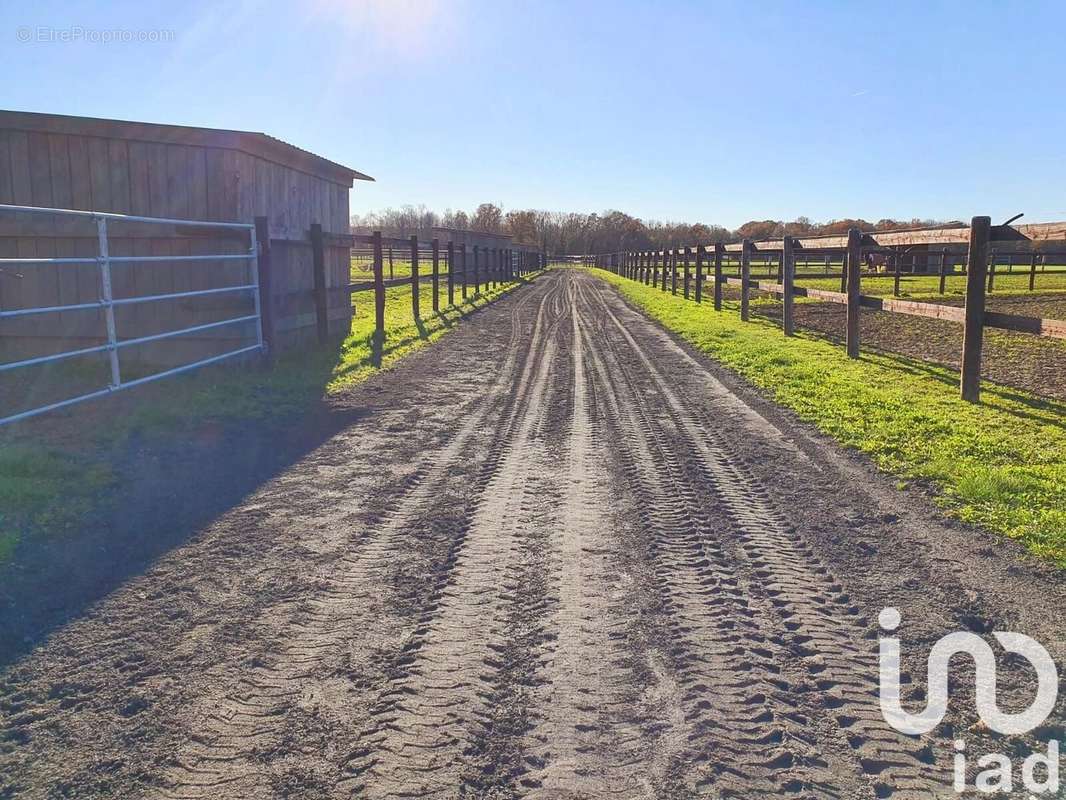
[0,203,265,426]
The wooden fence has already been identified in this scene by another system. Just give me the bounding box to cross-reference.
[254,219,544,356]
[587,217,1066,403]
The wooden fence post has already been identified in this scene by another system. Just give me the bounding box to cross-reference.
[662,250,670,292]
[410,235,420,319]
[987,251,996,293]
[1029,252,1038,292]
[473,245,480,294]
[671,249,678,295]
[960,216,991,403]
[782,235,795,336]
[694,244,704,303]
[388,245,394,280]
[683,247,691,299]
[893,250,902,296]
[713,242,724,311]
[447,241,455,306]
[372,230,385,343]
[938,249,948,294]
[253,216,277,360]
[461,243,468,299]
[846,227,861,359]
[430,238,440,312]
[740,239,752,321]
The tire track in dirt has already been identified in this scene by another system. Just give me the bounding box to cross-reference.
[155,284,563,799]
[515,273,651,797]
[343,280,575,797]
[566,275,857,798]
[585,273,948,797]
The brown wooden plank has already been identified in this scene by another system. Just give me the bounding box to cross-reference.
[165,144,191,219]
[809,287,849,304]
[47,134,73,209]
[86,137,112,211]
[225,149,246,221]
[144,142,168,217]
[108,139,131,213]
[985,311,1066,339]
[27,132,54,207]
[0,131,13,205]
[8,131,31,204]
[188,146,208,220]
[858,295,967,323]
[69,136,94,211]
[204,148,225,221]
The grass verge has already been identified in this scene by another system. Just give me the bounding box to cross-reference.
[798,271,1066,299]
[0,275,537,564]
[592,268,1066,567]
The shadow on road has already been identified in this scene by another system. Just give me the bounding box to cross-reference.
[0,281,532,668]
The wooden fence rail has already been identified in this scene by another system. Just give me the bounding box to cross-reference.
[348,232,544,346]
[256,221,545,354]
[586,217,1066,404]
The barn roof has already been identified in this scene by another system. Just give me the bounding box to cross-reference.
[0,109,374,187]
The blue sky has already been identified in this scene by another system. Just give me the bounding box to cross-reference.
[3,0,1066,228]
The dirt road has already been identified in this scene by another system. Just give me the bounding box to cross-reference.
[2,269,1063,799]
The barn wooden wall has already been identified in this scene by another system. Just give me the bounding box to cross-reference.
[0,127,353,365]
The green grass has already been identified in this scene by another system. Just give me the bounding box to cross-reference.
[350,258,456,281]
[592,267,1066,567]
[0,275,537,565]
[0,445,114,561]
[798,271,1066,300]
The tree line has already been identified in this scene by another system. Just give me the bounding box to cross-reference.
[351,203,960,255]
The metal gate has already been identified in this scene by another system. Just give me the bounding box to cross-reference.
[0,204,265,426]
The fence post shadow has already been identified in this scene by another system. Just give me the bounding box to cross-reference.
[370,329,385,368]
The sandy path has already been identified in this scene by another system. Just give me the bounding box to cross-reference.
[1,269,1063,799]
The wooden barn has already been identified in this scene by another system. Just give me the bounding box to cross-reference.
[0,109,372,368]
